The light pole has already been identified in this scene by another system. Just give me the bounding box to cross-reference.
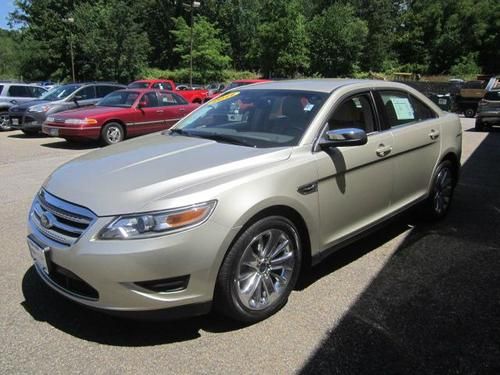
[64,17,76,83]
[186,1,200,88]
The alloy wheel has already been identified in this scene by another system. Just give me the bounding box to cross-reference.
[433,166,453,215]
[235,228,296,310]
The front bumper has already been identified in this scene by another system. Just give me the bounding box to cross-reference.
[42,123,101,140]
[27,194,235,315]
[10,111,46,130]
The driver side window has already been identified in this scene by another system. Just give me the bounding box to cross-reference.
[328,94,375,133]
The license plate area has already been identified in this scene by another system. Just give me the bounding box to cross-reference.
[11,118,19,125]
[49,128,59,136]
[27,237,51,274]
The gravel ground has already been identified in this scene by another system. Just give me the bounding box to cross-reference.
[0,118,498,375]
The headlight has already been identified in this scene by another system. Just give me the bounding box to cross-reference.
[99,200,217,240]
[64,118,98,125]
[46,116,55,122]
[29,104,50,112]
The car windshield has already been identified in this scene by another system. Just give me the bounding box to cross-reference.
[128,82,149,89]
[97,91,139,107]
[172,89,328,148]
[40,84,80,101]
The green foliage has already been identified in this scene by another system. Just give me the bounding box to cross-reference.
[249,0,310,78]
[4,0,499,81]
[450,53,481,77]
[171,16,231,81]
[308,3,367,77]
[0,30,21,79]
[140,67,258,83]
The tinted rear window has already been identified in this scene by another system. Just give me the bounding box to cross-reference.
[484,91,500,101]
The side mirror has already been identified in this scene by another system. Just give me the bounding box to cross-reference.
[73,95,83,103]
[319,127,367,149]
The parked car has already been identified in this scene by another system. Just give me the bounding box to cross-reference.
[475,90,500,131]
[205,79,272,101]
[27,79,461,323]
[42,89,199,145]
[0,83,47,130]
[9,82,125,135]
[453,77,499,118]
[128,79,208,104]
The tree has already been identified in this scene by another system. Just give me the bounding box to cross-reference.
[0,30,21,79]
[72,0,150,82]
[250,0,310,78]
[308,3,367,77]
[171,16,231,81]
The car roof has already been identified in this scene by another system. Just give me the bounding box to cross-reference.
[233,79,271,83]
[236,78,413,93]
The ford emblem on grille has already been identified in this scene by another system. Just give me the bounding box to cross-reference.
[40,212,54,229]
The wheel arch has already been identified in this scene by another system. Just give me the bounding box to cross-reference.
[102,119,127,138]
[440,151,460,185]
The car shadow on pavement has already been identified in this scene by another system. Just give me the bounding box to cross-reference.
[39,140,100,150]
[21,267,246,346]
[8,132,48,139]
[300,132,500,374]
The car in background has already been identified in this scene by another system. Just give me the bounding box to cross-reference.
[9,82,125,135]
[27,79,461,323]
[42,89,198,145]
[475,90,500,131]
[128,79,208,104]
[205,79,272,101]
[0,83,47,130]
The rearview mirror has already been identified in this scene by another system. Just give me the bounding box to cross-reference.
[319,128,367,149]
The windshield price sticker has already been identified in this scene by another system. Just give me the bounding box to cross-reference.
[210,91,240,105]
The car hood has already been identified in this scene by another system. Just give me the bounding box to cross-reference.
[51,106,129,119]
[12,99,53,111]
[43,133,292,216]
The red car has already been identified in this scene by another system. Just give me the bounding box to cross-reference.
[42,89,198,145]
[128,79,208,104]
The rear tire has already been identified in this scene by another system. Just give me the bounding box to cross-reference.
[0,112,11,131]
[420,160,456,220]
[101,122,124,145]
[214,216,302,323]
[464,107,476,118]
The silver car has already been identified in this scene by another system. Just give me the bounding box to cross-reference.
[27,79,462,322]
[0,83,47,130]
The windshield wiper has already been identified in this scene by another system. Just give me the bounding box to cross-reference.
[169,128,190,136]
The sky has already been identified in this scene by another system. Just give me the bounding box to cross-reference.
[0,0,16,29]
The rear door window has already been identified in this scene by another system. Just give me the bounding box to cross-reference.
[96,85,120,98]
[7,85,32,97]
[409,95,437,120]
[75,86,96,100]
[377,91,417,128]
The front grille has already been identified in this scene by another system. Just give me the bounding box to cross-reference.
[30,190,96,247]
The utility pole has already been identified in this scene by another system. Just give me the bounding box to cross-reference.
[185,1,201,88]
[64,17,76,82]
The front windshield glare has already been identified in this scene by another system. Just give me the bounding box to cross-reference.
[40,84,80,101]
[97,91,139,107]
[174,89,327,148]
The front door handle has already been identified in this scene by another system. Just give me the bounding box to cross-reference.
[429,129,440,140]
[376,144,392,157]
[156,109,164,113]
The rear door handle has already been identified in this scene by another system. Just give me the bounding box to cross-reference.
[376,144,392,157]
[429,129,440,140]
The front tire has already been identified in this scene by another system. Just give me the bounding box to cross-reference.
[421,160,456,220]
[21,129,38,136]
[215,216,302,323]
[101,122,124,145]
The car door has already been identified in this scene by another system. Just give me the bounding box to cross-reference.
[69,85,97,109]
[129,91,165,136]
[374,90,441,209]
[6,85,35,105]
[313,92,395,248]
[157,92,191,129]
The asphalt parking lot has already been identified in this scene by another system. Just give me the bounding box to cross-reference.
[1,118,499,374]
